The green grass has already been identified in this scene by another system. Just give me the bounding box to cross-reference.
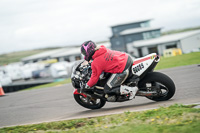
[161,26,200,35]
[0,104,199,133]
[155,52,200,70]
[23,78,71,91]
[0,48,59,65]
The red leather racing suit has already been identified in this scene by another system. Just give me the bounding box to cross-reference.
[87,45,128,87]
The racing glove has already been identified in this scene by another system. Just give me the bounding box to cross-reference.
[81,83,91,93]
[84,83,90,90]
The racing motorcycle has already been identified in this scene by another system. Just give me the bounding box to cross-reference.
[71,53,176,109]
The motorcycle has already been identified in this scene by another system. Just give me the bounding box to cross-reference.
[71,53,176,109]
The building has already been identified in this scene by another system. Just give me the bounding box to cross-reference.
[51,41,111,62]
[21,48,75,64]
[110,19,162,52]
[127,30,200,57]
[110,19,200,57]
[21,41,111,64]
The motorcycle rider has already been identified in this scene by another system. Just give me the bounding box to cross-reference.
[80,40,138,100]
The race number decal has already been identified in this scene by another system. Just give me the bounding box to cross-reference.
[132,63,144,73]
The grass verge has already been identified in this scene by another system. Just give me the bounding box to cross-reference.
[0,49,57,66]
[155,52,200,70]
[23,78,71,91]
[0,104,199,133]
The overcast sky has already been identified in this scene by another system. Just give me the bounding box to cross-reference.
[0,0,200,54]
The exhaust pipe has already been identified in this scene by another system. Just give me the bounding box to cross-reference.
[136,91,157,97]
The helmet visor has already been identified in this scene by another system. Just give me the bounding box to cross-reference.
[81,47,86,56]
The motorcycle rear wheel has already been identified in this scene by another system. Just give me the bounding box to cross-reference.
[74,94,106,109]
[138,72,176,101]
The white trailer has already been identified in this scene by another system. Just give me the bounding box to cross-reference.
[49,62,69,78]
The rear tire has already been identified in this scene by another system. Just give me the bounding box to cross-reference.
[74,94,106,109]
[138,72,176,101]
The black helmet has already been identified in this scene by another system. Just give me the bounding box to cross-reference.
[81,41,96,61]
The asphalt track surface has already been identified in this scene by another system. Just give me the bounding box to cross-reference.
[0,64,200,128]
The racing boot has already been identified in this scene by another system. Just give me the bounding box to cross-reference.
[105,85,138,100]
[104,87,120,102]
[120,85,138,99]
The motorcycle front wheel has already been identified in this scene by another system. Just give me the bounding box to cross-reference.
[74,94,106,109]
[138,72,176,101]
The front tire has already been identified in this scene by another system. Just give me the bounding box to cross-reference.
[74,94,106,109]
[138,72,176,101]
